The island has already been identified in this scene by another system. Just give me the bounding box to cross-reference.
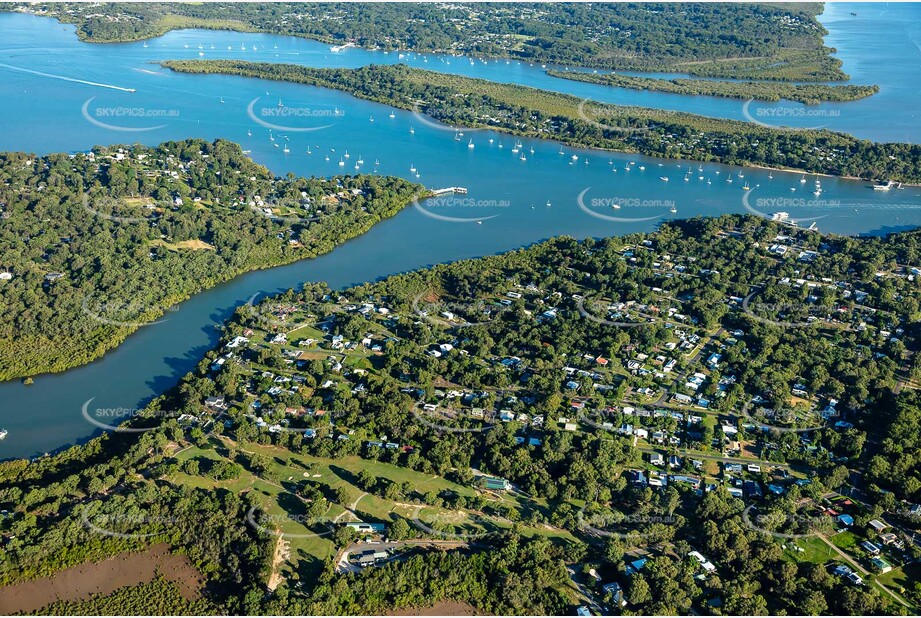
[161,61,921,183]
[1,214,919,615]
[6,3,848,81]
[545,70,879,105]
[0,138,423,381]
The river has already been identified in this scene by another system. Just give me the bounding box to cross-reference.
[1,3,920,459]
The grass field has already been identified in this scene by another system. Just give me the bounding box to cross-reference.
[164,437,576,583]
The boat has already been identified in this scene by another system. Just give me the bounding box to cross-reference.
[0,429,7,440]
[669,206,677,213]
[873,180,897,191]
[389,112,395,119]
[639,166,645,171]
[306,148,312,155]
[277,99,284,108]
[489,138,494,144]
[800,174,807,183]
[519,154,527,161]
[369,115,374,123]
[344,151,350,159]
[247,129,252,136]
[283,145,290,154]
[559,146,564,155]
[468,139,475,149]
[143,42,148,48]
[356,155,364,164]
[611,204,620,210]
[338,158,345,166]
[410,164,416,173]
[742,183,751,190]
[219,97,224,104]
[571,154,578,161]
[374,159,380,165]
[768,172,773,179]
[409,127,415,134]
[660,176,669,182]
[772,212,790,222]
[325,155,330,161]
[546,200,552,207]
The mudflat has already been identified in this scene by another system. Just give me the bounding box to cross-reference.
[0,543,203,614]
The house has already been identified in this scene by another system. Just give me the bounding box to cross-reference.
[860,540,881,556]
[649,453,665,466]
[837,514,854,527]
[576,607,591,617]
[479,476,510,491]
[601,582,625,606]
[625,558,647,575]
[204,396,227,410]
[345,522,386,534]
[688,550,717,573]
[868,519,887,533]
[870,557,892,573]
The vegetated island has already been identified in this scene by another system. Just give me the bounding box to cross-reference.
[545,69,879,105]
[5,2,848,81]
[161,61,921,183]
[0,138,423,381]
[2,214,920,615]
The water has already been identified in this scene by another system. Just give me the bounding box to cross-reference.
[1,7,920,459]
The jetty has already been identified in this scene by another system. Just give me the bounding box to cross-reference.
[432,187,468,195]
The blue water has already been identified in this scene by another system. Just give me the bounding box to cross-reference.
[0,6,920,459]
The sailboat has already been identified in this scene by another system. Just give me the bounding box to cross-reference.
[344,151,350,159]
[247,129,252,136]
[410,163,416,173]
[670,205,678,213]
[219,97,225,104]
[277,99,284,108]
[800,174,807,184]
[283,143,290,154]
[356,155,364,164]
[338,158,345,166]
[468,139,475,149]
[409,126,415,134]
[389,111,395,119]
[369,115,374,123]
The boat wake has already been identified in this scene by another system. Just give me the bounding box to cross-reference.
[0,62,136,92]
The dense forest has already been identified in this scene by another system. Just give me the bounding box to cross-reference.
[7,2,845,80]
[0,138,421,380]
[546,70,879,105]
[163,61,921,183]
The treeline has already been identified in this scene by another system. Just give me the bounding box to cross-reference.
[162,61,921,183]
[0,138,421,380]
[9,2,845,80]
[546,69,879,104]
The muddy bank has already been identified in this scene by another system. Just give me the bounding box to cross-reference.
[0,543,204,615]
[387,600,488,616]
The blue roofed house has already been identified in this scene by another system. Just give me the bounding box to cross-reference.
[626,558,647,575]
[837,514,854,527]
